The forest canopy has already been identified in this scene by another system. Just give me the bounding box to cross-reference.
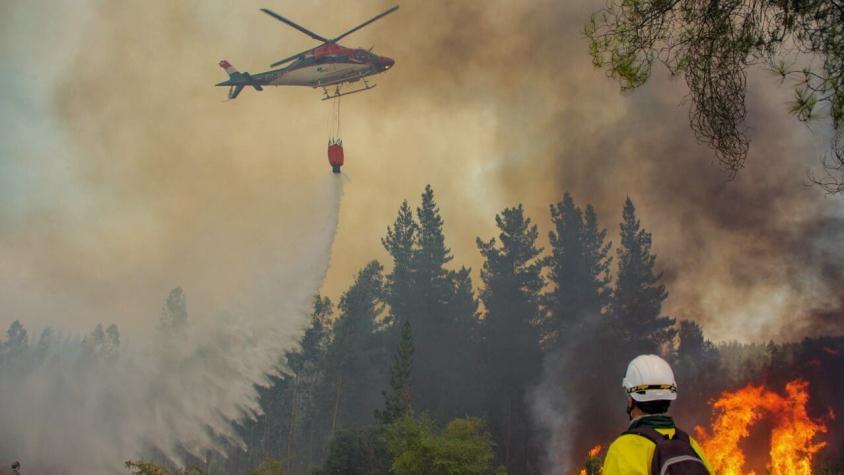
[585,0,844,191]
[2,186,842,474]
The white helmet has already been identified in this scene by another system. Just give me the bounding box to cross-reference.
[622,354,677,402]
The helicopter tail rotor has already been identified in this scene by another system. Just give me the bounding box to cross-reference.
[216,61,263,100]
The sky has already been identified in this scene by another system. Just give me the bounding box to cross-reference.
[1,0,842,343]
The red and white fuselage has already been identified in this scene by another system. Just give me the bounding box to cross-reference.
[216,6,397,100]
[266,43,393,87]
[216,43,394,98]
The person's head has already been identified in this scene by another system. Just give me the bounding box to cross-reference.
[622,354,677,419]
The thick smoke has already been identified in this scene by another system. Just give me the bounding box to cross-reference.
[3,0,840,344]
[3,0,843,473]
[0,176,343,472]
[353,0,844,342]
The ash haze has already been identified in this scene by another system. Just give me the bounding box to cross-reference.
[3,0,842,346]
[1,0,842,472]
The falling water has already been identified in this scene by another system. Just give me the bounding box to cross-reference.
[0,175,344,473]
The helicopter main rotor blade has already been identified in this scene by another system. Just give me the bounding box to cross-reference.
[270,46,315,68]
[331,5,399,43]
[260,8,330,43]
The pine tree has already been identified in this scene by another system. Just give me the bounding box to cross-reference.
[381,186,479,422]
[105,324,120,352]
[676,320,718,376]
[4,320,28,351]
[675,320,720,425]
[476,204,544,473]
[284,295,334,472]
[540,194,616,465]
[410,185,477,420]
[234,296,336,474]
[544,193,612,347]
[382,200,418,328]
[324,261,388,433]
[159,287,188,335]
[582,204,613,317]
[416,185,453,283]
[376,320,414,426]
[447,266,479,344]
[82,323,120,359]
[319,427,391,475]
[610,198,675,354]
[1,320,29,365]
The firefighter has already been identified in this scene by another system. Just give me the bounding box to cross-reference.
[602,354,714,475]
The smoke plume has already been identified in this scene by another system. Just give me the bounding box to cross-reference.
[0,176,343,472]
[2,0,843,472]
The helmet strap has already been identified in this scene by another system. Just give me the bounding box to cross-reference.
[626,398,635,420]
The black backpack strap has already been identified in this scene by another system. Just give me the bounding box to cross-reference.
[626,425,708,475]
[623,425,668,444]
[671,427,691,443]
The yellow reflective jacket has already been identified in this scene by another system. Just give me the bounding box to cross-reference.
[602,424,714,475]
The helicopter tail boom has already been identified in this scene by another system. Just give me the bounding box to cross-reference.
[217,60,264,100]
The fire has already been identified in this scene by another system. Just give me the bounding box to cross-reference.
[577,444,603,475]
[695,380,828,475]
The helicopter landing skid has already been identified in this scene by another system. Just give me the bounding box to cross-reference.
[321,79,376,101]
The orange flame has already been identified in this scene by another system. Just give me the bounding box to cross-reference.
[695,380,828,475]
[577,444,603,475]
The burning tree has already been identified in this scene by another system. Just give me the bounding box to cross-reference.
[695,379,830,475]
[578,444,604,475]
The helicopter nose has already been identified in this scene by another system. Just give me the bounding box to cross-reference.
[380,57,395,70]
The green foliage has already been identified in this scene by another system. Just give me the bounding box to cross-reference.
[204,461,226,475]
[382,199,418,327]
[324,261,388,430]
[124,460,201,475]
[674,320,721,425]
[235,295,336,474]
[538,193,619,470]
[82,323,120,359]
[320,427,391,475]
[381,185,479,422]
[610,197,675,354]
[386,415,505,475]
[376,320,415,426]
[586,0,844,182]
[9,188,844,475]
[583,451,602,475]
[416,184,453,275]
[3,320,29,352]
[476,204,545,471]
[544,193,612,346]
[676,320,719,376]
[251,458,285,475]
[477,205,545,326]
[159,287,188,335]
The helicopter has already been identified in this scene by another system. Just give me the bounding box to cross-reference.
[216,5,398,101]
